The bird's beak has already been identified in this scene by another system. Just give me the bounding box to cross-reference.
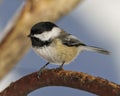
[27,34,31,37]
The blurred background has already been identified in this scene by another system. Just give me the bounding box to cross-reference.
[0,0,120,96]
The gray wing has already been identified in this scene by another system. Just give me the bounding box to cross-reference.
[61,34,86,47]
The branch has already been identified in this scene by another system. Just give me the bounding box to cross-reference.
[0,69,120,96]
[0,0,82,79]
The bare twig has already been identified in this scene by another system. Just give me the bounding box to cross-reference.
[0,69,120,96]
[0,0,82,79]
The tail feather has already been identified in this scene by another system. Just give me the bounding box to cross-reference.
[83,46,110,55]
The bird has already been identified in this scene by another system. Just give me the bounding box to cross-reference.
[28,21,110,76]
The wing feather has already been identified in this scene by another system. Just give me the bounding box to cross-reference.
[61,34,86,47]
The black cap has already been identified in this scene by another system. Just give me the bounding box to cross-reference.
[30,22,57,35]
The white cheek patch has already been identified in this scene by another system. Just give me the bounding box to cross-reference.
[34,27,61,41]
[34,32,50,41]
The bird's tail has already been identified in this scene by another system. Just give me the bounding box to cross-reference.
[83,46,110,55]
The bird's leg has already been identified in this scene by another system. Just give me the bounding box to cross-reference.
[37,62,50,78]
[57,61,65,70]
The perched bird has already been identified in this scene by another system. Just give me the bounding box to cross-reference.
[28,21,110,75]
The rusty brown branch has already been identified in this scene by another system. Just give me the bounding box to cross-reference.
[0,0,82,79]
[0,69,120,96]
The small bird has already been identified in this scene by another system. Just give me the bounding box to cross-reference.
[28,21,110,75]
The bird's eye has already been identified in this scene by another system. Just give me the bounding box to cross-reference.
[32,37,40,42]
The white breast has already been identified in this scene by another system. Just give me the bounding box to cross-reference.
[33,46,61,64]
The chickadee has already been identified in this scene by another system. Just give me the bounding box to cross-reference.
[28,21,110,75]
